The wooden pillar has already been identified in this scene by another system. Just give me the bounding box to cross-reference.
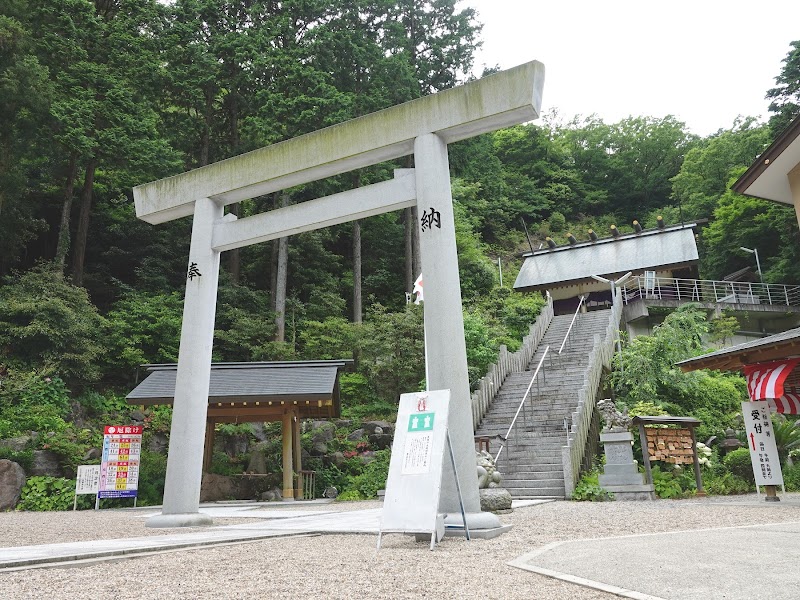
[203,420,215,473]
[292,411,302,499]
[281,410,294,501]
[689,426,706,496]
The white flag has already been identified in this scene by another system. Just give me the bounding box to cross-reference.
[413,274,423,304]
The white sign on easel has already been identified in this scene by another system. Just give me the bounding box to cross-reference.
[742,401,784,490]
[379,389,468,550]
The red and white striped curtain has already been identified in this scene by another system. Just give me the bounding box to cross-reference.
[743,359,800,414]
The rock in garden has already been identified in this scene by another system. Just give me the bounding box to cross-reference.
[479,488,512,513]
[83,447,101,461]
[310,422,335,445]
[31,450,64,477]
[0,460,26,510]
[246,441,270,474]
[129,409,146,422]
[0,436,31,453]
[368,433,392,450]
[200,473,238,502]
[346,428,365,442]
[147,432,168,453]
[364,421,393,435]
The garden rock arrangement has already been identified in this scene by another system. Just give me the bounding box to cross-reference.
[0,459,26,510]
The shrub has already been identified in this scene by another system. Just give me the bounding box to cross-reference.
[137,450,167,506]
[345,450,390,499]
[704,471,752,495]
[17,476,76,511]
[650,465,685,499]
[723,448,754,483]
[0,265,107,383]
[572,468,613,501]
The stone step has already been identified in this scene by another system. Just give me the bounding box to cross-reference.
[506,486,566,497]
[502,472,565,482]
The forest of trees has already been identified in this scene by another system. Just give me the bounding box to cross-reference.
[1,1,800,420]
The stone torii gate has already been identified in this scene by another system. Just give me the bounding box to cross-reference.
[135,61,545,529]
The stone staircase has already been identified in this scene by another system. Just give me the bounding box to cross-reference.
[474,310,612,498]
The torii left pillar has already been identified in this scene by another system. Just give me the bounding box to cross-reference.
[147,198,221,527]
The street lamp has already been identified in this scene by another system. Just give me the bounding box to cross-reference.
[739,246,763,283]
[591,271,633,373]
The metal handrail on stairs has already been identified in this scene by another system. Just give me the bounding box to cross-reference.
[558,295,585,355]
[494,345,550,463]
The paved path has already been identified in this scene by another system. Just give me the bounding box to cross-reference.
[0,500,546,570]
[510,514,800,600]
[4,497,800,600]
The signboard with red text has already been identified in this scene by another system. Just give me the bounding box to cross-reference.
[742,402,784,487]
[99,425,143,499]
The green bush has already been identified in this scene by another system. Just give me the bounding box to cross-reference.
[704,471,752,495]
[650,465,685,499]
[723,448,754,483]
[17,476,76,511]
[783,463,800,492]
[0,372,71,438]
[344,450,390,499]
[0,265,107,383]
[335,489,365,501]
[572,468,613,501]
[137,450,167,506]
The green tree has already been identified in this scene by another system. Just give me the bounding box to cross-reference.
[670,118,770,220]
[766,40,800,136]
[0,4,52,275]
[0,265,107,383]
[701,174,800,283]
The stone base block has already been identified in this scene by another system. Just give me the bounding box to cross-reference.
[601,483,655,501]
[599,473,649,487]
[146,512,214,528]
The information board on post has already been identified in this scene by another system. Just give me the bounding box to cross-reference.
[380,390,450,547]
[742,401,784,487]
[74,465,101,510]
[99,425,143,500]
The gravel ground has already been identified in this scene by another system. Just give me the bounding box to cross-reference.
[2,495,799,600]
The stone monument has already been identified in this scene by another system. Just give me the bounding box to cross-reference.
[597,399,655,501]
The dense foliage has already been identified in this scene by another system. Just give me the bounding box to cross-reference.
[2,2,800,505]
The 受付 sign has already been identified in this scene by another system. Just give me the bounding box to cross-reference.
[742,401,784,487]
[99,425,143,499]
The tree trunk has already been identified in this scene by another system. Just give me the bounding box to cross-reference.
[404,207,414,293]
[228,203,240,284]
[55,152,79,273]
[274,193,290,342]
[71,157,97,287]
[352,171,362,324]
[353,219,362,323]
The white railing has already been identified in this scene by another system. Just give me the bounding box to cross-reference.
[621,276,800,308]
[471,292,554,430]
[494,346,550,463]
[558,295,586,355]
[561,289,623,497]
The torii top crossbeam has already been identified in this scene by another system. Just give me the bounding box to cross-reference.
[133,61,544,224]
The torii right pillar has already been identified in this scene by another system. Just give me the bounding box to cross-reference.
[415,133,501,531]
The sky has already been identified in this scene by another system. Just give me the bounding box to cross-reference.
[461,0,800,137]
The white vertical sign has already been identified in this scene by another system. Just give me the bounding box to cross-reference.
[742,401,784,487]
[75,465,101,495]
[380,390,450,543]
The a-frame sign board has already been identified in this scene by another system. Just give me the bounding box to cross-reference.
[378,390,469,550]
